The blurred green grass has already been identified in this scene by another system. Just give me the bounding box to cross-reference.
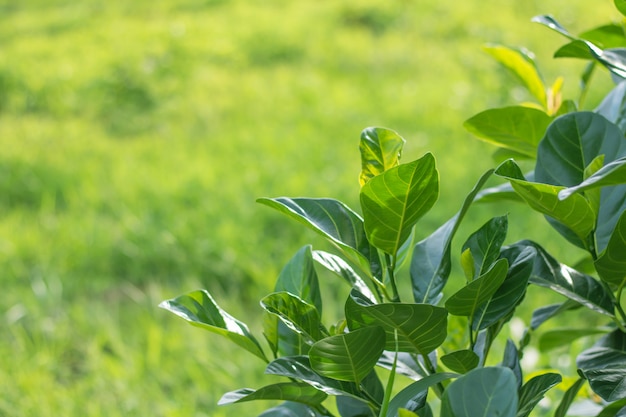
[0,0,620,415]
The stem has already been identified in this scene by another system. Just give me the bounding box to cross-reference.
[419,353,445,399]
[379,330,399,417]
[385,253,401,303]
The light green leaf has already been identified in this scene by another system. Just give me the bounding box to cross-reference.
[411,169,494,304]
[516,373,562,417]
[595,209,626,285]
[359,127,406,186]
[483,44,547,106]
[159,290,267,361]
[386,373,458,417]
[312,250,377,303]
[441,350,479,374]
[346,291,447,355]
[360,153,438,256]
[440,367,517,417]
[617,0,626,17]
[580,23,626,49]
[496,159,596,246]
[218,383,327,406]
[275,245,322,313]
[538,327,610,351]
[596,82,626,132]
[462,216,508,278]
[261,292,326,343]
[309,327,385,385]
[398,410,419,417]
[445,258,509,317]
[258,402,325,417]
[463,106,552,157]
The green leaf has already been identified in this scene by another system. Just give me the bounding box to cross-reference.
[266,356,367,402]
[441,350,479,374]
[472,245,534,331]
[346,290,448,355]
[539,328,610,351]
[483,44,547,106]
[617,0,626,17]
[336,371,384,416]
[312,250,377,302]
[411,169,494,304]
[258,401,325,417]
[577,347,626,401]
[398,410,419,417]
[440,367,517,417]
[360,153,439,256]
[596,397,626,417]
[496,159,596,246]
[445,258,509,317]
[554,377,585,417]
[275,245,322,313]
[309,326,385,385]
[596,82,626,133]
[555,40,595,59]
[462,216,508,278]
[263,311,280,358]
[359,127,406,186]
[159,290,267,362]
[463,106,552,157]
[515,240,615,317]
[581,24,626,49]
[530,300,581,330]
[261,292,326,343]
[377,351,432,381]
[257,197,375,274]
[218,383,327,406]
[595,209,626,286]
[386,373,458,417]
[516,373,562,417]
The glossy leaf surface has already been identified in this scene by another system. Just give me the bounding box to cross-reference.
[461,215,508,278]
[464,106,552,157]
[411,169,494,304]
[558,156,626,200]
[275,245,322,312]
[359,127,406,186]
[312,250,377,302]
[360,153,438,256]
[516,373,562,417]
[440,367,517,417]
[440,350,479,374]
[577,346,626,401]
[309,326,385,384]
[595,210,626,285]
[386,372,458,417]
[258,401,324,417]
[261,292,325,343]
[159,290,267,361]
[346,291,447,355]
[218,383,327,406]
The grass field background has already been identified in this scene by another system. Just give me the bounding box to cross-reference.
[0,0,620,415]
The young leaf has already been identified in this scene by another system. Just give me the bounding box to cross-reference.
[461,215,508,278]
[445,258,509,317]
[514,240,615,317]
[385,372,458,417]
[309,326,385,385]
[440,367,517,417]
[261,292,326,343]
[359,127,406,186]
[411,169,494,304]
[595,209,626,286]
[218,382,328,406]
[554,377,586,417]
[346,290,448,355]
[159,290,267,362]
[312,250,377,303]
[440,350,479,374]
[483,44,547,107]
[495,159,596,247]
[360,153,439,256]
[266,356,366,402]
[463,106,552,157]
[516,373,562,417]
[275,245,322,313]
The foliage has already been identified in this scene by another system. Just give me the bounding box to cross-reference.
[162,2,626,416]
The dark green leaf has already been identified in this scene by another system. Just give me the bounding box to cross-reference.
[263,311,279,357]
[483,44,547,106]
[312,250,377,303]
[440,367,517,417]
[496,159,596,246]
[463,106,552,157]
[581,368,626,402]
[554,377,585,417]
[472,244,534,331]
[445,258,508,317]
[266,356,366,402]
[501,340,523,388]
[386,373,458,417]
[159,290,267,361]
[346,290,447,355]
[411,169,494,304]
[558,157,626,201]
[596,397,626,417]
[539,328,610,352]
[359,127,406,186]
[258,401,323,417]
[595,209,626,286]
[336,396,376,417]
[555,40,595,59]
[577,347,626,370]
[596,329,626,350]
[515,240,615,317]
[596,82,626,133]
[360,153,438,256]
[377,351,433,381]
[441,350,479,374]
[516,373,562,417]
[309,327,385,384]
[275,245,322,313]
[462,215,508,278]
[261,292,325,343]
[530,300,580,330]
[218,383,327,406]
[257,197,375,273]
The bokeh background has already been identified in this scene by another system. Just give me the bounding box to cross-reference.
[0,0,620,415]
